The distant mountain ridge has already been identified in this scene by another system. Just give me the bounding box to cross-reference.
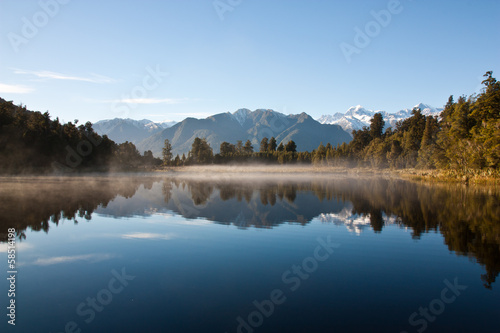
[93,118,176,144]
[318,103,443,133]
[93,103,441,157]
[137,109,352,157]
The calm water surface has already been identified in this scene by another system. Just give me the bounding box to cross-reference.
[0,174,499,333]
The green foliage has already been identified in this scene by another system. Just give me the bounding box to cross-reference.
[243,140,253,154]
[417,116,439,168]
[162,139,173,165]
[188,137,213,164]
[259,137,269,152]
[0,98,166,173]
[370,113,385,140]
[268,137,277,152]
[277,142,285,152]
[220,141,236,156]
[285,140,297,153]
[2,71,498,173]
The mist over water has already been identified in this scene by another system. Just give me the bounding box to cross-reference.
[1,172,499,332]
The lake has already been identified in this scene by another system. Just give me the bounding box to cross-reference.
[1,173,499,333]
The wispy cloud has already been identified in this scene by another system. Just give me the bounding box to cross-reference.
[0,242,34,252]
[12,68,115,84]
[0,83,34,94]
[32,253,116,266]
[121,232,178,240]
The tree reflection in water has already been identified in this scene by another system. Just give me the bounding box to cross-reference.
[0,175,498,288]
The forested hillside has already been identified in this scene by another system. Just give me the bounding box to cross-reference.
[0,98,160,173]
[317,72,499,171]
[1,72,498,176]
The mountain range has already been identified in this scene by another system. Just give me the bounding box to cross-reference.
[92,103,443,157]
[136,109,351,157]
[318,103,443,133]
[92,118,176,144]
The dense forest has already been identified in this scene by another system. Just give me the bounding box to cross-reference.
[1,71,498,174]
[1,176,498,289]
[0,98,161,173]
[164,72,499,174]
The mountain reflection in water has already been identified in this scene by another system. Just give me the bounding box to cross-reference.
[0,174,499,289]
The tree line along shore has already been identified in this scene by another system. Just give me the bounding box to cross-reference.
[0,72,498,183]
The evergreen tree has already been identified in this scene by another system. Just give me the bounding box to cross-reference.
[243,140,254,154]
[220,141,236,156]
[417,116,439,168]
[387,140,403,168]
[370,113,385,139]
[260,137,269,152]
[313,143,326,164]
[268,137,277,152]
[189,137,213,164]
[285,140,297,152]
[236,140,243,154]
[277,142,284,152]
[162,139,173,165]
[449,96,472,140]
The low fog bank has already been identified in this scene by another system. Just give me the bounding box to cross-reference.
[161,164,391,180]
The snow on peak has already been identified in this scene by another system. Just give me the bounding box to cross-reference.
[318,103,443,134]
[155,120,177,128]
[316,206,398,235]
[232,108,251,125]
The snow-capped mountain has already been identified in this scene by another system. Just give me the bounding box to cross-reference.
[318,103,443,134]
[137,108,352,157]
[316,206,399,235]
[231,108,252,126]
[93,118,176,144]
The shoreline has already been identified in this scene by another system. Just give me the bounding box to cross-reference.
[157,165,500,185]
[1,165,498,185]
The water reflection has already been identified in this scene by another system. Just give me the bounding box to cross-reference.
[1,175,499,289]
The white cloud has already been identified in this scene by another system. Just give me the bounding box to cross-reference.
[121,232,178,240]
[12,68,115,83]
[32,253,116,266]
[0,242,34,252]
[0,83,34,94]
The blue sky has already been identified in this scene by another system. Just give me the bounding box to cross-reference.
[0,0,499,123]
